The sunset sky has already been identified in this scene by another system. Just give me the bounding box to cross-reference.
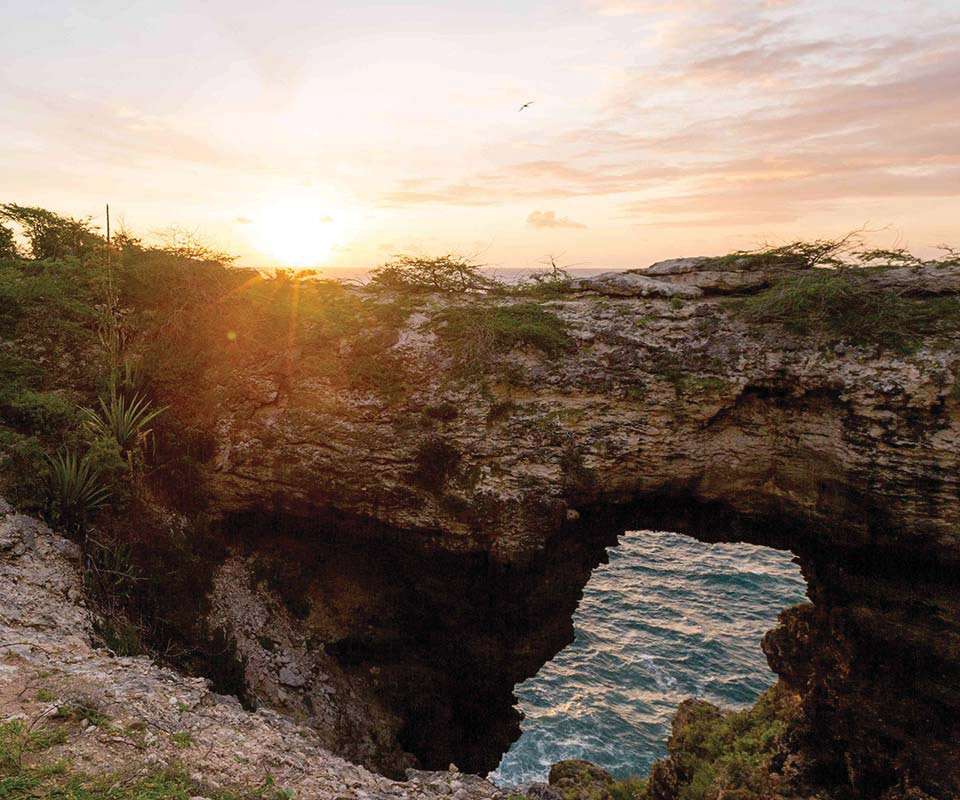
[2,0,958,269]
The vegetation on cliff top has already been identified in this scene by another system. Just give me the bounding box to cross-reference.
[705,233,959,272]
[432,302,573,371]
[734,267,960,353]
[708,236,960,353]
[1,205,957,531]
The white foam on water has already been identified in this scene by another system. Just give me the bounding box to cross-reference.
[491,530,807,786]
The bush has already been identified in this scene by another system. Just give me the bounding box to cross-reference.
[706,236,857,271]
[735,270,960,352]
[369,254,498,293]
[0,385,76,433]
[709,234,960,274]
[432,302,572,372]
[642,685,800,800]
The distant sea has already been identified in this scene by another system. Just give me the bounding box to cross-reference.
[491,530,808,786]
[309,266,621,284]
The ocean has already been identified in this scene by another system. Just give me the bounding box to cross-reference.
[491,530,808,785]
[309,266,620,284]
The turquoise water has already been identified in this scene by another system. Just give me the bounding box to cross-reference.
[492,530,808,784]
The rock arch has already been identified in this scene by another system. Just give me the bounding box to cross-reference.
[172,269,959,796]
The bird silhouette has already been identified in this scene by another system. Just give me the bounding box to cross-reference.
[519,101,534,111]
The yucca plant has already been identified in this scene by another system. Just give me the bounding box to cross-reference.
[82,392,168,456]
[46,450,111,534]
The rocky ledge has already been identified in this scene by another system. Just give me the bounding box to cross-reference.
[0,499,506,799]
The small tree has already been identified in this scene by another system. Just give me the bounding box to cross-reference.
[0,203,102,260]
[368,254,498,293]
[153,226,235,264]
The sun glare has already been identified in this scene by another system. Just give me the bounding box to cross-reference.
[250,201,344,267]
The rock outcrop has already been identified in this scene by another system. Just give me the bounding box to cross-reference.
[154,259,960,797]
[0,499,506,799]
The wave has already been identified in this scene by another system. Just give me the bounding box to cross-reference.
[491,530,807,784]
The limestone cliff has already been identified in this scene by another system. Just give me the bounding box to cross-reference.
[144,259,960,797]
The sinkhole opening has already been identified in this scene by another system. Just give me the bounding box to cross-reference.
[491,529,808,785]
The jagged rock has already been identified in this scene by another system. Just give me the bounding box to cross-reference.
[641,760,680,800]
[638,256,713,275]
[565,271,703,298]
[632,267,784,293]
[629,254,810,293]
[859,264,960,294]
[278,666,305,687]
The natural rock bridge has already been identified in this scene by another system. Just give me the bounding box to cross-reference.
[162,260,959,797]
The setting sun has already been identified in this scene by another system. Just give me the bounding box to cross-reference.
[249,200,344,267]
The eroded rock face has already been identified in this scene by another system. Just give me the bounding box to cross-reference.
[157,263,959,796]
[0,502,508,799]
[205,509,616,776]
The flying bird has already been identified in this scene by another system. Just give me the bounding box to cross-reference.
[518,101,534,112]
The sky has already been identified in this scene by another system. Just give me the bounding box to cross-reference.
[1,0,958,269]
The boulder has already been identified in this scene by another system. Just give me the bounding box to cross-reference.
[567,271,703,298]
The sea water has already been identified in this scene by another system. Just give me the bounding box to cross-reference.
[491,530,808,784]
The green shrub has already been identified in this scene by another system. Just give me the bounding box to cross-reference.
[735,270,960,352]
[432,302,572,372]
[93,614,145,657]
[170,730,193,748]
[369,254,497,294]
[706,236,855,272]
[0,385,76,434]
[45,450,111,534]
[0,430,47,511]
[84,433,129,485]
[645,686,799,800]
[508,259,574,300]
[0,718,67,772]
[54,697,111,727]
[611,777,648,799]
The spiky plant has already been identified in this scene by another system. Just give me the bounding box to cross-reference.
[82,392,167,455]
[46,450,111,534]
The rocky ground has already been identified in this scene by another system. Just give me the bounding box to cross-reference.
[0,498,508,799]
